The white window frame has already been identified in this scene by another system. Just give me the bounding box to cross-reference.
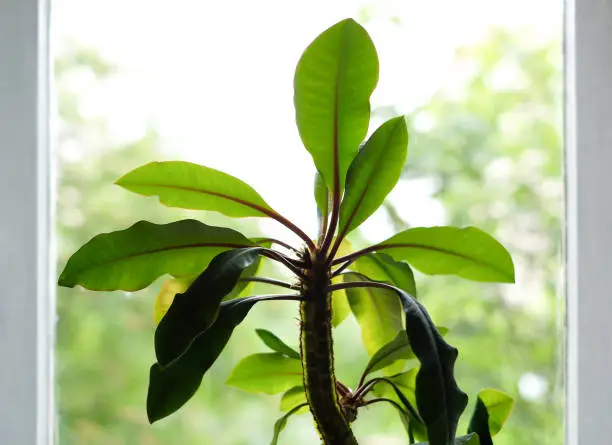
[0,0,608,443]
[565,0,612,444]
[0,0,53,443]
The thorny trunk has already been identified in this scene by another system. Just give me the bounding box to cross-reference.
[299,251,358,445]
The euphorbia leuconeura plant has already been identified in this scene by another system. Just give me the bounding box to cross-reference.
[59,18,516,445]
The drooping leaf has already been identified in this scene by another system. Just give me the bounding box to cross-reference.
[280,386,308,413]
[414,434,480,445]
[363,327,449,377]
[155,248,264,367]
[256,329,300,360]
[314,171,330,237]
[58,219,254,291]
[226,353,302,395]
[354,252,417,297]
[467,389,514,444]
[342,273,403,373]
[271,403,310,445]
[375,226,515,283]
[116,160,277,218]
[153,245,266,324]
[147,296,263,423]
[294,18,378,195]
[339,116,408,236]
[393,288,469,445]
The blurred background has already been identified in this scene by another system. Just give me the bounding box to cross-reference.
[53,0,564,444]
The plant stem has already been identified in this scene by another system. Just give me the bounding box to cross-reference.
[300,251,357,445]
[239,277,297,290]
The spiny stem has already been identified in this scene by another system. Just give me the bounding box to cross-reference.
[239,277,297,290]
[300,251,357,445]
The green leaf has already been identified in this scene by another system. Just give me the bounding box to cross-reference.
[294,18,379,195]
[415,434,480,445]
[314,171,330,237]
[364,327,449,377]
[58,219,254,291]
[226,353,302,395]
[354,252,417,297]
[116,160,277,218]
[280,386,308,413]
[343,273,403,373]
[256,329,300,360]
[331,288,351,327]
[376,226,515,283]
[339,116,408,236]
[147,296,263,423]
[467,389,514,444]
[393,288,468,445]
[271,403,310,445]
[330,239,356,327]
[155,248,264,367]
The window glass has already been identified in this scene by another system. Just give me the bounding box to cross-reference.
[54,1,563,443]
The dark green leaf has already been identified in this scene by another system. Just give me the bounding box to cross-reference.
[58,219,254,291]
[154,241,268,324]
[226,353,302,394]
[280,386,308,413]
[256,329,300,360]
[394,288,468,445]
[354,252,417,297]
[147,296,263,423]
[343,273,403,373]
[376,226,515,283]
[155,248,264,367]
[116,160,276,218]
[364,327,449,377]
[271,403,310,445]
[294,18,379,195]
[467,389,514,444]
[339,116,408,236]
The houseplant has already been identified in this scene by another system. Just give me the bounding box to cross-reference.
[59,18,515,444]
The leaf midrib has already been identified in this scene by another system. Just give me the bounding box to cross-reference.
[378,242,512,281]
[119,181,274,217]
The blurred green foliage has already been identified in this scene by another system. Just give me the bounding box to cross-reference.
[56,25,562,445]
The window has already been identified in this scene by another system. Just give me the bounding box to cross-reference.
[0,0,610,443]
